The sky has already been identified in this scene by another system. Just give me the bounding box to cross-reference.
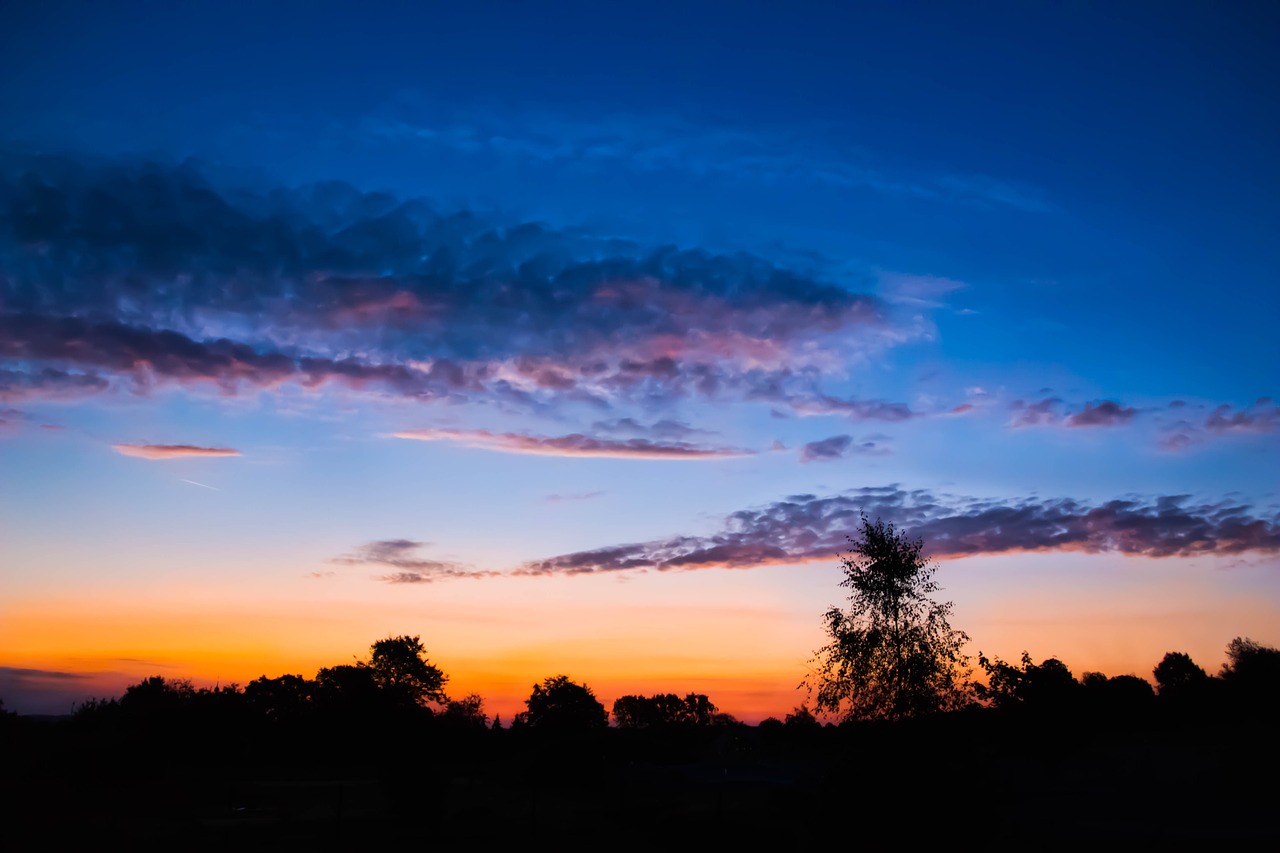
[1,0,1277,720]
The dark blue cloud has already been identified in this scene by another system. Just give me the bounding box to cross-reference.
[2,154,907,413]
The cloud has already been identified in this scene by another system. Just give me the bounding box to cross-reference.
[1,313,467,400]
[1010,397,1137,429]
[798,432,893,460]
[331,539,495,583]
[0,666,96,716]
[366,106,1052,212]
[0,367,110,402]
[591,417,715,440]
[520,487,1280,575]
[876,272,967,307]
[1,155,906,414]
[1157,399,1278,452]
[1205,399,1279,433]
[0,407,23,432]
[112,443,240,460]
[1157,428,1198,453]
[0,666,91,682]
[1009,397,1062,427]
[800,435,853,462]
[1065,400,1137,428]
[764,390,917,421]
[545,491,605,503]
[393,427,752,459]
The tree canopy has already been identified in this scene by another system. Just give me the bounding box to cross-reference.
[367,634,449,708]
[806,515,971,720]
[1153,651,1209,695]
[522,675,608,731]
[975,651,1078,709]
[611,693,718,728]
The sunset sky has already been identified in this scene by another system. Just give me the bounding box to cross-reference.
[2,1,1277,720]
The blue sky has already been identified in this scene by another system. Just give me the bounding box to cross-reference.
[1,0,1277,717]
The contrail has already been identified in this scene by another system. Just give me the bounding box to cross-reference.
[180,479,219,490]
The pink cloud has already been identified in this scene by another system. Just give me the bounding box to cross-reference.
[112,443,241,460]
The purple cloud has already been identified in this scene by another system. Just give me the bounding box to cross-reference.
[1065,400,1137,428]
[1158,399,1278,451]
[521,487,1280,575]
[1205,399,1278,433]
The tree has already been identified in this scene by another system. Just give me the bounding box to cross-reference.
[806,515,971,720]
[611,693,719,728]
[1220,637,1280,682]
[1219,636,1280,707]
[443,693,489,729]
[367,635,449,708]
[312,664,385,715]
[120,676,197,715]
[523,675,608,731]
[244,674,313,723]
[784,704,821,731]
[1153,652,1208,695]
[975,652,1079,710]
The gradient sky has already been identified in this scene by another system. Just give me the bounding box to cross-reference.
[2,0,1277,719]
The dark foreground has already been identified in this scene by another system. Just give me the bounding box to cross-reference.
[4,707,1276,848]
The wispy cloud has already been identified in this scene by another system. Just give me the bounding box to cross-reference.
[591,418,716,440]
[365,106,1053,213]
[331,538,496,584]
[179,478,220,490]
[393,427,753,459]
[766,391,917,421]
[521,487,1280,575]
[545,491,605,503]
[112,443,241,460]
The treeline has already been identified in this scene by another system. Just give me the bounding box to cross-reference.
[55,636,741,734]
[4,635,1279,843]
[17,633,1276,736]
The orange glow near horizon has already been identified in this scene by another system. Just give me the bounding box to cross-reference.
[3,551,1277,720]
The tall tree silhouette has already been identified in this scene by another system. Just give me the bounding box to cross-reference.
[806,516,971,720]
